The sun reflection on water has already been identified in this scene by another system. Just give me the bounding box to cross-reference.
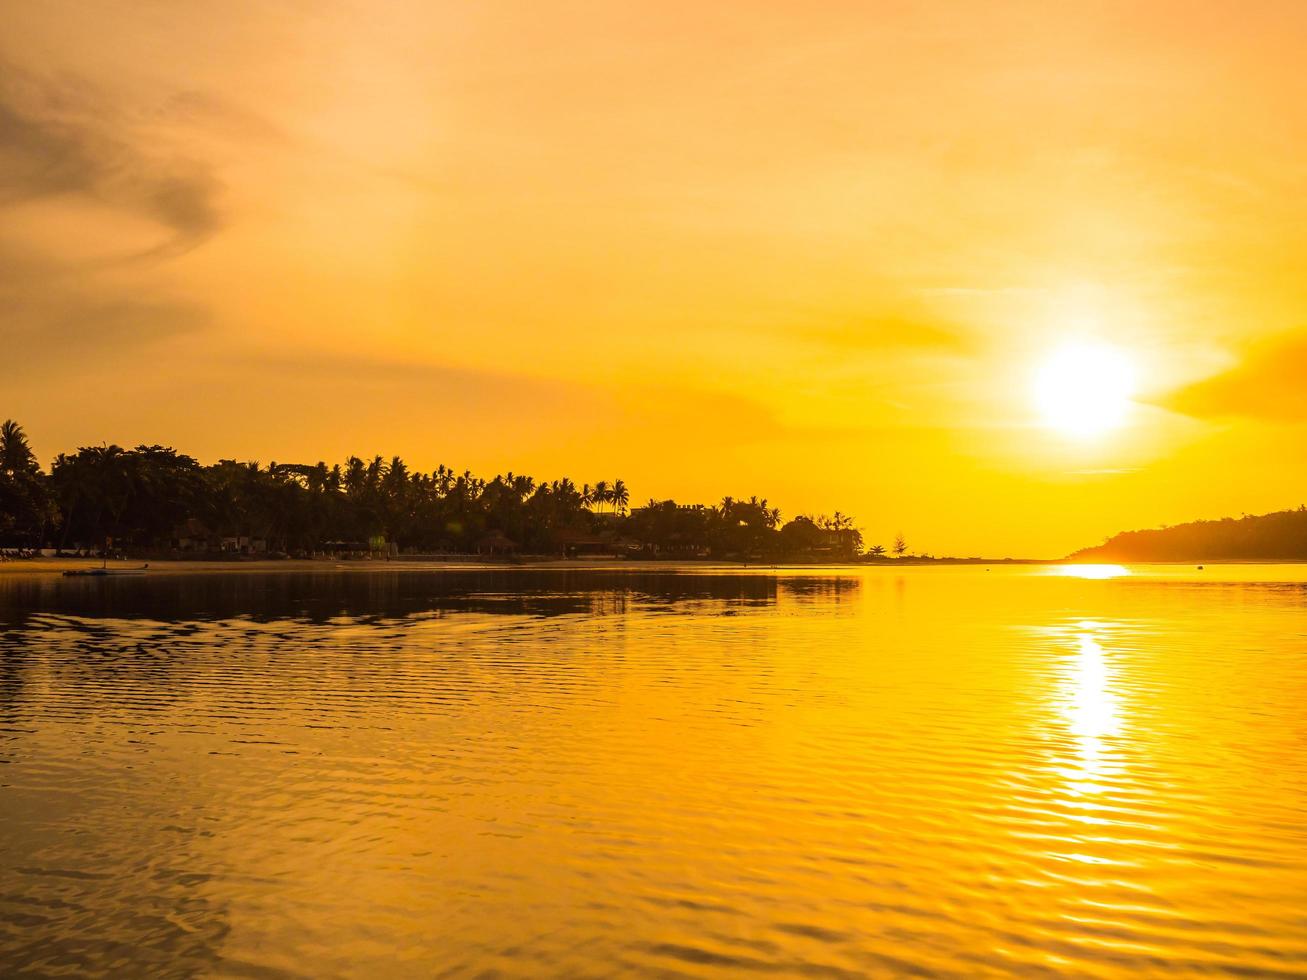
[1052,564,1131,580]
[1058,628,1122,794]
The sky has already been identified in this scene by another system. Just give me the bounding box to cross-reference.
[4,1,1307,557]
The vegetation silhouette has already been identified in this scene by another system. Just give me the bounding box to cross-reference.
[0,421,57,549]
[0,419,870,562]
[1069,507,1307,562]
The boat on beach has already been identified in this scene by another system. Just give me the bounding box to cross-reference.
[63,564,150,577]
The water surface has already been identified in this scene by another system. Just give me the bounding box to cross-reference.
[2,565,1306,977]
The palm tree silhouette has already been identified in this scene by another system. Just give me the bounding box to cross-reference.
[0,420,38,476]
[6,413,884,560]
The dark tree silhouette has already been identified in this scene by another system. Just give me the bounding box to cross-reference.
[0,420,56,547]
[0,418,872,561]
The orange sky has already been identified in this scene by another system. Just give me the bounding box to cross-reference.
[5,1,1307,556]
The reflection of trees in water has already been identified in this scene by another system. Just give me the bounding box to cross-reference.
[0,570,859,626]
[0,571,861,733]
[778,576,860,604]
[2,570,861,975]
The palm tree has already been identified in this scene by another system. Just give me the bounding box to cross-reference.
[90,445,134,535]
[0,420,38,476]
[512,474,535,501]
[365,455,387,492]
[868,544,886,558]
[344,457,367,496]
[51,445,133,550]
[434,464,454,497]
[592,480,610,513]
[611,479,629,516]
[381,457,409,515]
[0,420,55,547]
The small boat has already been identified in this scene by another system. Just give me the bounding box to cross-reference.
[63,563,150,578]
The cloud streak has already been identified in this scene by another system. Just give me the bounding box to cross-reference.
[1166,330,1307,421]
[1,64,224,369]
[0,64,223,258]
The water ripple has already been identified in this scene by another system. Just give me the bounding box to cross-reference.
[1,566,1306,976]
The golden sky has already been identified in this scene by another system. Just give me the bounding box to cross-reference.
[5,1,1307,556]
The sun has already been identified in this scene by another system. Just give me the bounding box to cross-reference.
[1032,342,1138,438]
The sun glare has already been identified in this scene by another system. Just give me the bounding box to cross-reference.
[1033,342,1138,438]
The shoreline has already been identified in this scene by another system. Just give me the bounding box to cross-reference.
[2,556,1304,577]
[0,556,1035,576]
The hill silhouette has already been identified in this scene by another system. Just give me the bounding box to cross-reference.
[1069,506,1307,562]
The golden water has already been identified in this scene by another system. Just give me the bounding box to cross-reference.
[2,566,1306,976]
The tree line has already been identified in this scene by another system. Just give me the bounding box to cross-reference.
[0,419,894,561]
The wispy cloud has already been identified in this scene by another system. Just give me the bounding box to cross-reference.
[1,244,211,367]
[0,63,223,259]
[1,64,225,369]
[1165,330,1307,421]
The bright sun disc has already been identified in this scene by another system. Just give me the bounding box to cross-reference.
[1033,342,1137,438]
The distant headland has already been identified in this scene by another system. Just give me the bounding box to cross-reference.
[1068,507,1307,563]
